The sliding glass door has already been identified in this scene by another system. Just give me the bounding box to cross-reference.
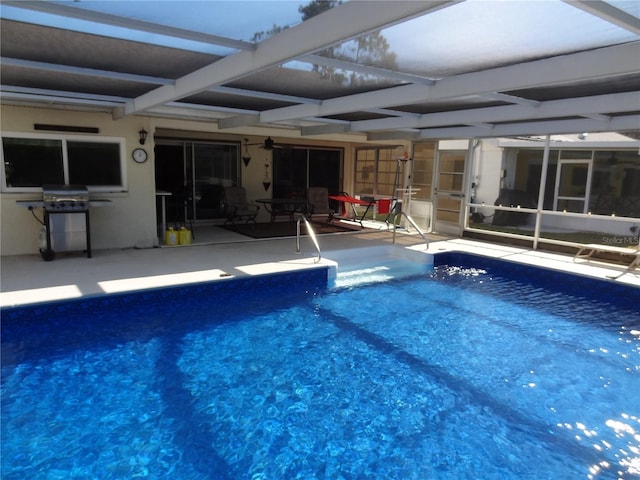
[272,147,342,198]
[155,140,240,222]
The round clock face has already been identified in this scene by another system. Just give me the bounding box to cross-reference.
[132,148,148,163]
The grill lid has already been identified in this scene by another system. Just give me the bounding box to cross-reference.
[42,184,89,199]
[42,184,90,212]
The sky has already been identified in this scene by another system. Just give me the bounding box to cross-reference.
[2,0,638,74]
[1,1,309,54]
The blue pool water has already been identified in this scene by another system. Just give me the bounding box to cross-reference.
[2,253,639,479]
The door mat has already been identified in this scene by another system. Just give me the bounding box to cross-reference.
[220,221,359,239]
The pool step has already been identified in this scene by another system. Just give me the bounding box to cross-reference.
[325,246,434,289]
[334,266,394,288]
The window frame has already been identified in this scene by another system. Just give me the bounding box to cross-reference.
[508,147,640,217]
[1,132,127,193]
[354,146,403,197]
[272,145,343,199]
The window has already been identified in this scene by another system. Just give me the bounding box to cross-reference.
[2,134,126,191]
[68,141,121,186]
[354,146,406,197]
[2,137,64,187]
[411,142,435,200]
[354,148,375,195]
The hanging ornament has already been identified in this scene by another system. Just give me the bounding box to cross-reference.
[242,138,251,167]
[262,158,271,191]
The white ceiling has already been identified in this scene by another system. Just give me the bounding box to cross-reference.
[1,0,639,141]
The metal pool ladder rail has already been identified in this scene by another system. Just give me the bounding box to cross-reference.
[296,215,322,263]
[391,212,429,250]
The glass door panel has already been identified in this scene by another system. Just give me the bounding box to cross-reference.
[433,150,467,234]
[273,148,308,199]
[155,141,239,222]
[554,159,592,213]
[193,143,239,220]
[273,147,342,199]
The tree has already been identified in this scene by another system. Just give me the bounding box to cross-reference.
[254,0,397,87]
[298,0,337,20]
[251,24,288,43]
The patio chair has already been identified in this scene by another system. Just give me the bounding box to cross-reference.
[223,186,260,224]
[329,192,377,227]
[307,187,335,222]
[574,242,640,272]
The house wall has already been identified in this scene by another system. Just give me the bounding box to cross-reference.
[540,214,634,236]
[467,138,503,219]
[1,104,401,256]
[2,105,157,256]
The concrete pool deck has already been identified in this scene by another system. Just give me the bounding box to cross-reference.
[1,225,639,309]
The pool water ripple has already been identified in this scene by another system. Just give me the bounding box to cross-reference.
[2,262,639,479]
[316,269,639,478]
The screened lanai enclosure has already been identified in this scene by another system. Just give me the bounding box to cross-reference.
[466,137,640,248]
[1,0,639,255]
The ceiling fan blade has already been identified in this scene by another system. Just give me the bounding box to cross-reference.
[245,137,283,150]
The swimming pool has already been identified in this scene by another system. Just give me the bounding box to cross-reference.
[2,252,639,479]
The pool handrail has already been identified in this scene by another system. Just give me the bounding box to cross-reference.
[296,215,322,263]
[391,212,429,250]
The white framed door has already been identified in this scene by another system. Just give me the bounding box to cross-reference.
[433,150,467,234]
[553,159,593,213]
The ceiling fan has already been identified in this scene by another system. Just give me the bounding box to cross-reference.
[244,136,286,151]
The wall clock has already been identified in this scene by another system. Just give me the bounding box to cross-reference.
[132,148,148,163]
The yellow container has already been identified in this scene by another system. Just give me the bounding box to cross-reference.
[165,227,178,246]
[178,227,192,245]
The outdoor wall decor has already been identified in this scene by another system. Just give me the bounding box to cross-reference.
[242,138,251,166]
[263,158,271,191]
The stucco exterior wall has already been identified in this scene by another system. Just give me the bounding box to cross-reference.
[2,105,157,255]
[1,105,399,256]
[469,138,504,219]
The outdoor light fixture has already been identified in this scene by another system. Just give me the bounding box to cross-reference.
[138,128,148,145]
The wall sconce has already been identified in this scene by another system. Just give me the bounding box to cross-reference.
[242,138,251,167]
[138,128,148,145]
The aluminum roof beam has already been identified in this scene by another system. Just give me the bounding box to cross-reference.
[2,0,254,51]
[118,1,460,117]
[565,0,640,35]
[368,114,640,141]
[350,92,640,132]
[258,42,640,124]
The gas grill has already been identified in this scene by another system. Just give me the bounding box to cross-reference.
[43,184,90,213]
[41,185,92,260]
